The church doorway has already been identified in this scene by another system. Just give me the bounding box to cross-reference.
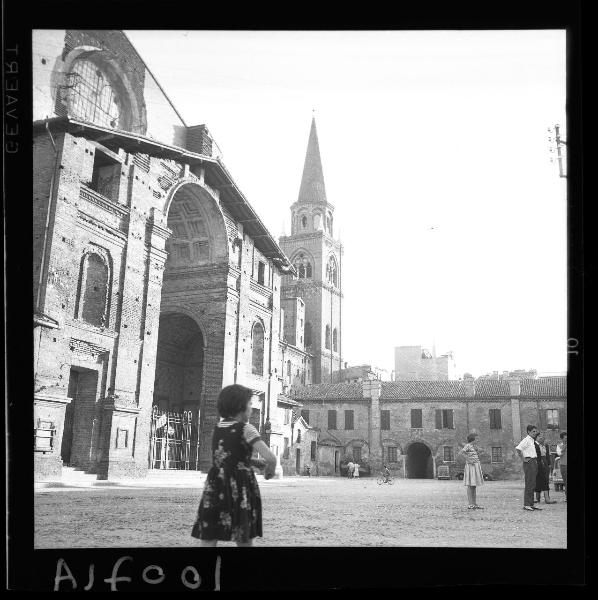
[149,312,204,469]
[61,366,99,470]
[406,442,434,479]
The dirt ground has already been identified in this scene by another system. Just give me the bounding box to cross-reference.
[34,477,566,549]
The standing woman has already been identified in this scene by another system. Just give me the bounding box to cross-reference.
[534,432,556,504]
[458,433,485,509]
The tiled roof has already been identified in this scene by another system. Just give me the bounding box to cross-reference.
[521,377,567,397]
[291,382,363,400]
[382,381,467,399]
[291,377,567,402]
[277,394,302,407]
[472,380,511,397]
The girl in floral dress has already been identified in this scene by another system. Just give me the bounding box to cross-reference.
[191,384,277,546]
[458,432,485,510]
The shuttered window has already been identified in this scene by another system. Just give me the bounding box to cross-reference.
[489,409,502,429]
[435,409,454,429]
[411,409,422,429]
[381,410,390,430]
[328,410,337,430]
[344,410,354,430]
[546,409,559,429]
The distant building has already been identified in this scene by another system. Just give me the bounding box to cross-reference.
[337,364,388,383]
[395,345,457,381]
[291,376,566,479]
[477,369,538,380]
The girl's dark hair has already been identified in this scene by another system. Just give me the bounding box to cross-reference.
[217,384,253,418]
[467,433,477,443]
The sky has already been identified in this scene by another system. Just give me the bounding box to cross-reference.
[126,30,567,378]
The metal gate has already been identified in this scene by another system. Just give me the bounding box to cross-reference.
[148,406,201,470]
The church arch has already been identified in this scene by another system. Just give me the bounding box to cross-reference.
[163,180,229,267]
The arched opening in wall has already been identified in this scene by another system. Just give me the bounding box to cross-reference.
[151,313,204,470]
[154,182,229,471]
[76,252,110,327]
[325,325,331,350]
[333,328,338,352]
[406,442,433,479]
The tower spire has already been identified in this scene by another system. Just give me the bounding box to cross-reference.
[297,116,327,205]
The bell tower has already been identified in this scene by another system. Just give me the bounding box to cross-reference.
[279,117,343,383]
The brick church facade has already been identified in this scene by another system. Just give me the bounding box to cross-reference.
[32,30,322,480]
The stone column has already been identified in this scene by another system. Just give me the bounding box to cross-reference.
[364,379,383,470]
[509,377,522,445]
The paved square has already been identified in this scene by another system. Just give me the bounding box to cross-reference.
[34,478,566,548]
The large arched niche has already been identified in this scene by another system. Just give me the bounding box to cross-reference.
[153,311,205,413]
[163,181,230,269]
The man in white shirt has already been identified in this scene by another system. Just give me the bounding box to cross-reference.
[515,425,541,511]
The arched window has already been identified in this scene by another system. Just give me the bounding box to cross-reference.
[287,359,292,381]
[325,325,331,350]
[76,252,110,327]
[252,322,265,376]
[301,215,307,228]
[66,59,122,129]
[326,256,338,287]
[297,430,302,443]
[293,252,312,280]
[333,328,338,352]
[304,322,312,348]
[328,215,333,236]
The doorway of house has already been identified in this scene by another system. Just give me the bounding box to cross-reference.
[61,366,99,470]
[296,448,301,474]
[406,442,433,478]
[334,450,339,474]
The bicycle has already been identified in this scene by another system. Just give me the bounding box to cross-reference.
[377,471,394,485]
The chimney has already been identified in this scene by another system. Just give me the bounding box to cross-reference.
[464,377,475,397]
[507,377,521,397]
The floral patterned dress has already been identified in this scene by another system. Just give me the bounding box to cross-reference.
[191,419,263,542]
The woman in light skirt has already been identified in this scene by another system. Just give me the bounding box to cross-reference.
[458,432,484,509]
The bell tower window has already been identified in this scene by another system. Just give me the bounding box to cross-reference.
[326,256,338,287]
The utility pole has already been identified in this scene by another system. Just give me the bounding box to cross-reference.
[548,124,567,178]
